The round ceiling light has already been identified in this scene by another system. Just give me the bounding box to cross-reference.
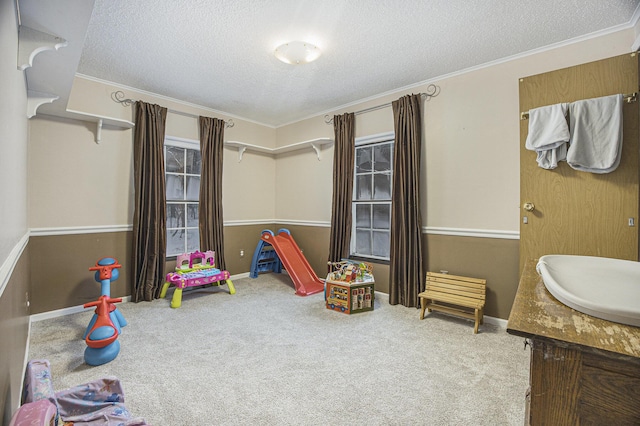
[274,41,321,65]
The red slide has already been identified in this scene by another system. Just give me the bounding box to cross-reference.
[260,230,325,296]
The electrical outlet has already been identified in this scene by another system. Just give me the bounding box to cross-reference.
[240,250,244,257]
[25,291,30,308]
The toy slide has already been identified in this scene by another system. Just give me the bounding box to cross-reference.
[261,229,324,296]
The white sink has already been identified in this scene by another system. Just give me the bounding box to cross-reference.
[536,255,640,327]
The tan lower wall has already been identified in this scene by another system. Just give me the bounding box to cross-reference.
[251,227,519,319]
[30,225,276,314]
[0,246,30,424]
[425,234,520,320]
[29,227,519,320]
[29,233,132,314]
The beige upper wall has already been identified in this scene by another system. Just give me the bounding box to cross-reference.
[0,0,28,263]
[274,28,637,231]
[28,77,278,228]
[27,27,637,231]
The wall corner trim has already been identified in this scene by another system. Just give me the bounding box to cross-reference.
[425,227,519,240]
[30,225,133,236]
[26,223,520,240]
[0,232,30,299]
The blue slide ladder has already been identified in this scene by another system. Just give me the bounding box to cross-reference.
[250,230,283,278]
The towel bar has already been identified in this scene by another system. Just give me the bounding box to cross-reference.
[520,92,637,120]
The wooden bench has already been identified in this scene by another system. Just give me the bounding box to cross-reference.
[419,272,486,333]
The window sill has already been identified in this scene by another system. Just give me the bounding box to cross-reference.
[348,255,390,266]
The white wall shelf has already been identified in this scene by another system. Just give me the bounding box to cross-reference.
[17,25,67,71]
[225,138,333,162]
[64,109,135,144]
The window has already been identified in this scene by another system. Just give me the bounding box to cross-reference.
[165,137,201,257]
[351,133,394,260]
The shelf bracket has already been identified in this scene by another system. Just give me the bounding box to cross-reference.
[310,143,322,161]
[17,25,68,71]
[27,90,58,118]
[237,145,247,162]
[95,119,103,144]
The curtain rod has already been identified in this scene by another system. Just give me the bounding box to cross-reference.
[520,92,638,120]
[323,84,440,124]
[110,91,235,128]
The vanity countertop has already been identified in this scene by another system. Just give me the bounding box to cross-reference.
[507,259,640,359]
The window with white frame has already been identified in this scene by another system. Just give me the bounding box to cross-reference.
[165,137,201,257]
[351,132,394,260]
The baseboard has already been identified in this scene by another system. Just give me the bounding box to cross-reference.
[29,273,508,330]
[483,315,508,328]
[30,273,250,321]
[30,296,133,322]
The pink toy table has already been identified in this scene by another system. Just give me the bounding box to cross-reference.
[160,251,235,308]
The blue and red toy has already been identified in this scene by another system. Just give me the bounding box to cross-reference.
[83,257,127,366]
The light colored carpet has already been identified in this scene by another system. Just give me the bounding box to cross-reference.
[28,274,530,425]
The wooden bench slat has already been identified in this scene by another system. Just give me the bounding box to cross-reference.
[428,303,477,321]
[421,289,484,304]
[427,272,486,284]
[427,279,486,291]
[426,284,485,299]
[419,292,484,309]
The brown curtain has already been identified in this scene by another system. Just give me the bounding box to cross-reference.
[198,116,227,271]
[389,94,425,307]
[328,113,355,268]
[132,101,168,302]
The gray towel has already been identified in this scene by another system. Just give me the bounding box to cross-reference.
[567,94,623,174]
[525,103,569,169]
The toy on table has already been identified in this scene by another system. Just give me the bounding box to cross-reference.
[83,257,127,366]
[325,260,375,314]
[160,250,235,308]
[326,260,374,283]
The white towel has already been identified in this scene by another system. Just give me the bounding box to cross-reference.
[525,103,569,169]
[567,94,623,174]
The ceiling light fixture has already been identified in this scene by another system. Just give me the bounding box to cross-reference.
[274,41,321,65]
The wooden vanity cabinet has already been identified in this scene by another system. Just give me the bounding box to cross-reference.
[508,260,640,425]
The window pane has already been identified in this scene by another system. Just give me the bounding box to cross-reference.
[186,149,201,175]
[186,228,200,253]
[355,230,371,255]
[372,204,390,229]
[166,147,184,173]
[356,147,372,173]
[373,173,391,200]
[372,231,390,258]
[167,229,185,256]
[355,204,371,227]
[373,143,392,172]
[356,175,372,200]
[187,204,199,227]
[186,176,200,201]
[166,174,184,200]
[167,203,185,228]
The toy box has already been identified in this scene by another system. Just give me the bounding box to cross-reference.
[325,278,374,314]
[325,260,375,314]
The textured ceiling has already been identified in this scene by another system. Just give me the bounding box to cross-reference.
[77,0,640,127]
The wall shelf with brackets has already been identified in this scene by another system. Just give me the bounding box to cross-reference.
[225,138,333,162]
[64,109,135,144]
